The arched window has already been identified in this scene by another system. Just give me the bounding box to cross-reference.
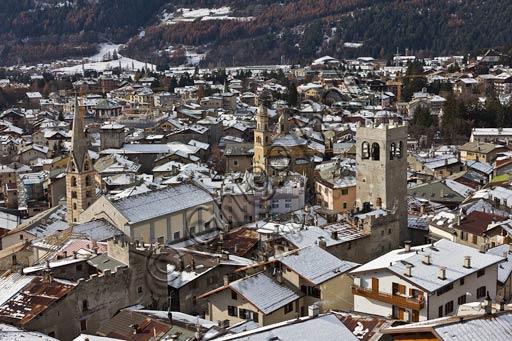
[71,176,77,187]
[84,162,90,171]
[397,141,403,159]
[371,143,380,161]
[390,143,396,160]
[85,176,91,186]
[256,136,262,144]
[362,142,370,159]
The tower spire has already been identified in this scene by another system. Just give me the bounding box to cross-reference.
[69,95,89,172]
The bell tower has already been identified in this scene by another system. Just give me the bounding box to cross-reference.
[253,98,272,173]
[355,121,408,239]
[66,97,97,224]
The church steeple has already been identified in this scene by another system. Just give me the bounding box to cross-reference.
[66,96,96,225]
[253,95,272,173]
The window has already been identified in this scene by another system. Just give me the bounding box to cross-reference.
[48,332,56,338]
[73,203,77,210]
[233,160,238,166]
[80,319,87,332]
[445,301,454,314]
[371,143,380,161]
[231,290,237,300]
[461,231,468,241]
[477,269,485,277]
[301,285,321,298]
[82,300,88,312]
[19,234,24,240]
[71,176,77,187]
[174,231,180,240]
[460,278,465,286]
[437,283,453,296]
[472,234,478,244]
[343,202,347,209]
[388,228,392,235]
[284,302,293,314]
[397,141,403,158]
[85,176,91,186]
[228,306,238,317]
[71,191,77,198]
[362,142,370,159]
[438,305,443,318]
[458,294,467,305]
[76,264,83,272]
[138,286,143,294]
[390,143,396,160]
[477,286,486,299]
[341,188,349,195]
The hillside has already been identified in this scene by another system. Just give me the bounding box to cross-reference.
[1,0,512,67]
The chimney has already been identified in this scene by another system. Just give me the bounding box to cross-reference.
[423,254,431,265]
[276,269,283,284]
[308,304,319,318]
[191,257,196,270]
[93,247,98,255]
[479,244,487,253]
[404,241,411,252]
[63,251,68,258]
[73,250,78,259]
[464,256,471,269]
[222,251,230,260]
[223,274,229,286]
[331,231,338,240]
[484,292,492,315]
[318,237,327,250]
[404,264,412,277]
[504,251,509,260]
[438,266,446,280]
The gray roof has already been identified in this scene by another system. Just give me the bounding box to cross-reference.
[434,312,512,341]
[230,272,302,315]
[73,219,123,242]
[353,239,503,292]
[276,246,358,285]
[87,253,127,272]
[217,313,359,341]
[487,244,512,284]
[112,183,213,224]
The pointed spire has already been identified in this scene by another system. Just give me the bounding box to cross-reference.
[69,95,89,173]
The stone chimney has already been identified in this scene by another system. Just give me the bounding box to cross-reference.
[331,231,338,240]
[438,266,447,280]
[404,241,411,252]
[464,256,471,269]
[404,264,412,277]
[423,254,431,265]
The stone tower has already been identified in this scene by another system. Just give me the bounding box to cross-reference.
[100,123,125,150]
[66,97,96,224]
[355,121,408,239]
[253,103,271,173]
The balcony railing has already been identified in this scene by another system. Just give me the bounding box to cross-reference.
[352,286,425,310]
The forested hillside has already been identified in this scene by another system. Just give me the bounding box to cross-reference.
[1,0,512,66]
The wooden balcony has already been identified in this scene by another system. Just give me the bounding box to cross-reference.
[352,286,425,310]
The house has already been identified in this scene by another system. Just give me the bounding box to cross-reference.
[351,239,502,322]
[315,165,356,213]
[459,141,506,163]
[167,248,252,315]
[470,128,512,144]
[382,310,512,341]
[224,143,254,173]
[238,246,358,313]
[487,244,512,302]
[79,183,221,243]
[214,312,361,341]
[199,271,304,327]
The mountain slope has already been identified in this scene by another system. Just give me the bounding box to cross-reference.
[1,0,512,67]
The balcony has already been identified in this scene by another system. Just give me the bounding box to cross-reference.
[352,286,425,310]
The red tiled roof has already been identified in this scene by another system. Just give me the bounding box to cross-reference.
[457,211,506,235]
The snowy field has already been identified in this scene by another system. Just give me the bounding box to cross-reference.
[160,7,253,25]
[53,43,155,74]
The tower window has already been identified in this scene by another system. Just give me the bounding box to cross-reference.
[71,176,77,187]
[390,143,396,160]
[362,142,370,159]
[85,176,91,186]
[71,191,77,198]
[371,143,380,161]
[397,141,403,159]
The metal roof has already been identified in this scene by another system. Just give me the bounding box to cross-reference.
[111,183,213,224]
[276,246,358,285]
[230,272,303,315]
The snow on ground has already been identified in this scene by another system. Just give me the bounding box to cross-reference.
[160,7,253,25]
[53,55,155,74]
[89,43,122,62]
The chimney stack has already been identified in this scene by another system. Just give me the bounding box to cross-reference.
[223,274,229,286]
[423,254,431,265]
[438,266,446,280]
[404,264,412,277]
[63,251,68,258]
[73,250,78,259]
[464,256,471,268]
[331,231,338,240]
[404,241,411,252]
